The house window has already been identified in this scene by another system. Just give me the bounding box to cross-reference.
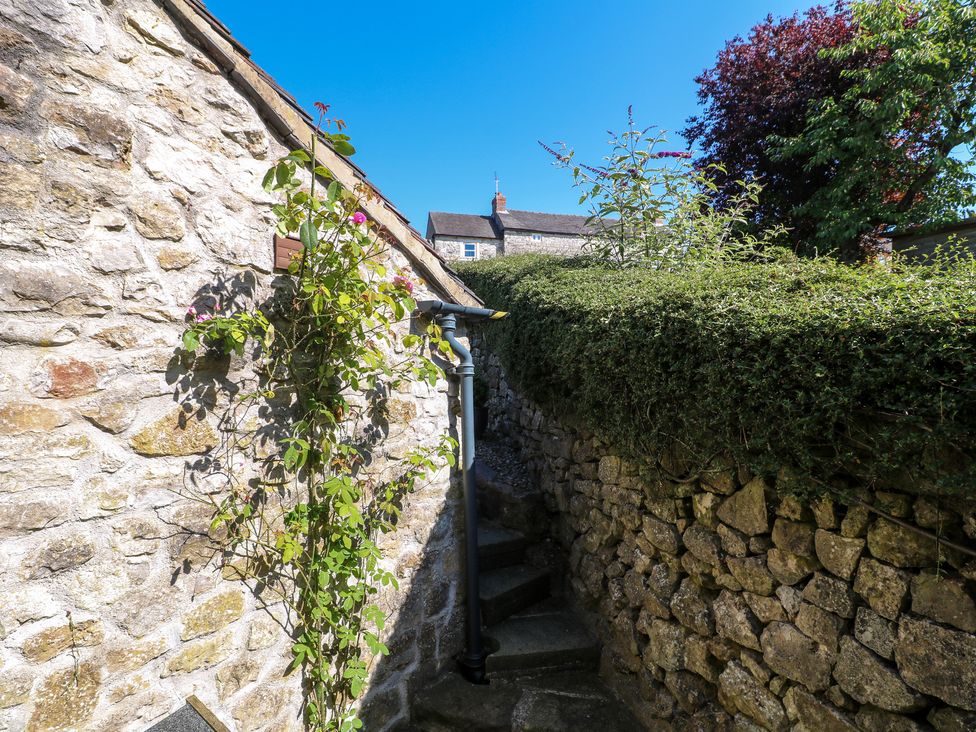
[463,242,478,258]
[530,233,542,242]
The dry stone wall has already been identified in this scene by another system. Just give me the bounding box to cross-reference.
[0,2,462,730]
[476,343,976,731]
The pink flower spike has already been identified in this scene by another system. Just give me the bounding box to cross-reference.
[186,305,197,317]
[196,313,212,323]
[352,211,367,225]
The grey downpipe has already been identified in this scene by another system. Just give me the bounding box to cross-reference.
[416,300,508,684]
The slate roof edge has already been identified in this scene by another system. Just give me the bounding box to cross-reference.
[161,0,481,306]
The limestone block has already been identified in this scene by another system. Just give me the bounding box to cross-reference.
[22,531,95,578]
[795,602,844,651]
[717,523,748,557]
[0,498,65,537]
[896,615,976,711]
[106,636,168,672]
[801,573,855,618]
[670,578,714,636]
[853,558,909,620]
[156,245,199,270]
[771,518,815,557]
[714,590,762,651]
[811,495,839,530]
[0,402,69,434]
[232,686,293,732]
[867,518,942,568]
[854,607,896,660]
[125,10,187,56]
[928,707,976,732]
[833,637,925,712]
[181,591,246,640]
[683,634,720,683]
[814,530,864,580]
[726,556,775,596]
[718,660,788,731]
[783,687,857,732]
[0,667,33,708]
[130,408,218,456]
[743,592,786,624]
[760,621,833,692]
[683,525,723,567]
[855,707,927,732]
[217,655,262,700]
[22,619,103,662]
[0,162,42,212]
[910,573,976,632]
[665,669,718,717]
[30,357,102,398]
[26,662,101,732]
[0,319,79,347]
[80,395,138,434]
[0,62,34,120]
[692,491,722,528]
[646,619,687,671]
[642,515,680,555]
[767,548,818,586]
[163,630,233,675]
[45,102,132,168]
[130,198,185,241]
[716,477,769,536]
[839,505,870,538]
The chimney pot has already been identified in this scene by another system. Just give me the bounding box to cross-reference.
[492,192,507,214]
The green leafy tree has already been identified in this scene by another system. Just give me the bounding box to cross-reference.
[774,0,976,256]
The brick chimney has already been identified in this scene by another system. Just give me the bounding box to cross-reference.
[492,191,507,214]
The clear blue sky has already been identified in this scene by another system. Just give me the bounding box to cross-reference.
[205,0,811,230]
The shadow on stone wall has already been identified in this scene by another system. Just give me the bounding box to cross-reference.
[160,268,466,729]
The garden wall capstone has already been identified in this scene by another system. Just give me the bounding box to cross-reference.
[0,1,465,730]
[475,342,976,731]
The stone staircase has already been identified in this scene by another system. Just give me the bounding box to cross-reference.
[405,441,644,731]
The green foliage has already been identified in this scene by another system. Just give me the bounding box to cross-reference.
[458,253,976,497]
[542,109,784,269]
[182,113,456,730]
[773,0,976,254]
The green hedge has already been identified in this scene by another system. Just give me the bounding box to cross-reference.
[457,254,976,496]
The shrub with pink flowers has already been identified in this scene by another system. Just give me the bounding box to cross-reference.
[180,106,455,731]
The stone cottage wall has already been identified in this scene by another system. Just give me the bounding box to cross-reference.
[475,343,976,731]
[431,235,500,262]
[0,2,462,730]
[501,231,587,257]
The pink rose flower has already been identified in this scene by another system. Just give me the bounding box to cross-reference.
[351,211,367,225]
[392,275,414,294]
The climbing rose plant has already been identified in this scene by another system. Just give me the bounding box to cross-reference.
[181,105,456,731]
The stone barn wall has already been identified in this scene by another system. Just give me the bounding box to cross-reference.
[0,2,463,730]
[475,342,976,731]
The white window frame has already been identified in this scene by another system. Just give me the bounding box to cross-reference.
[462,242,478,259]
[530,233,543,242]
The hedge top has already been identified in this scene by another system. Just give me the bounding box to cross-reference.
[458,253,976,498]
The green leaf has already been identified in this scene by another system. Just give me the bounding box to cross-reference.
[300,219,319,251]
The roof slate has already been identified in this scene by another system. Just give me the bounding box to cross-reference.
[496,209,607,235]
[426,213,499,240]
[427,208,615,239]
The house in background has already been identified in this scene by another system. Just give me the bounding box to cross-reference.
[891,215,976,260]
[427,192,604,260]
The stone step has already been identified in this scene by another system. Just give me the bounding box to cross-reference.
[474,460,546,540]
[477,522,527,571]
[479,564,550,627]
[409,670,645,732]
[484,610,600,674]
